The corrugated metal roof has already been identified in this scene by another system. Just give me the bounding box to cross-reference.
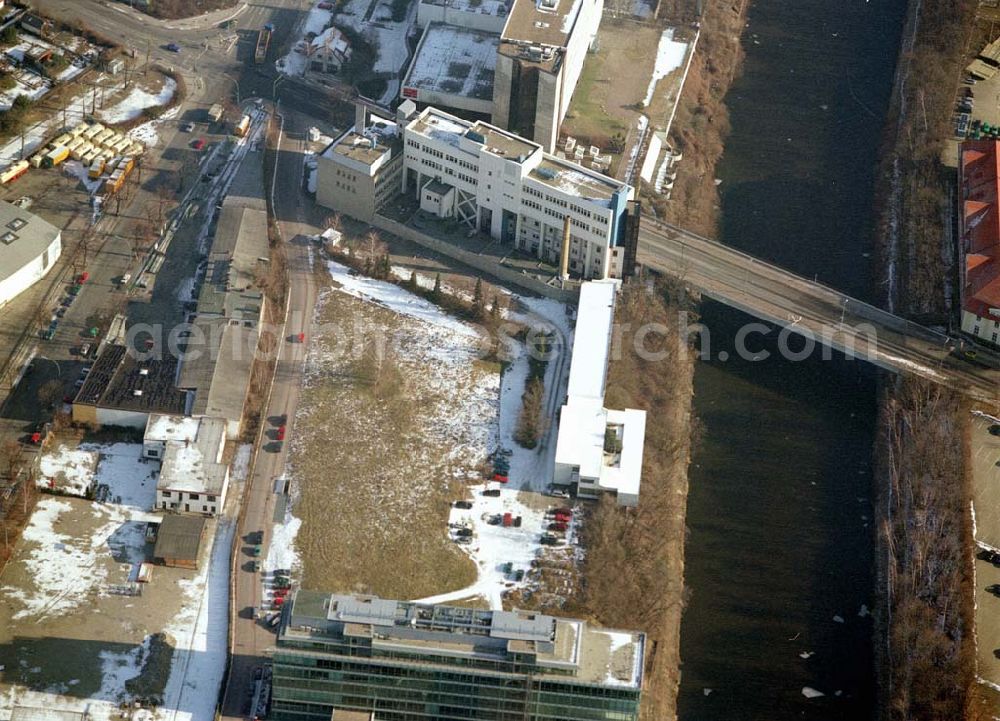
[153,515,206,561]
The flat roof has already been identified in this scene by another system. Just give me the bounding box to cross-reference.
[153,514,206,561]
[0,200,61,289]
[283,592,643,688]
[470,119,538,160]
[566,280,616,400]
[73,344,187,415]
[404,24,498,102]
[421,0,511,15]
[501,0,587,51]
[177,317,255,425]
[145,413,200,444]
[407,107,473,149]
[158,416,228,495]
[197,205,268,320]
[528,155,624,204]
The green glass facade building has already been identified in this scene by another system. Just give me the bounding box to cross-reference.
[271,592,645,721]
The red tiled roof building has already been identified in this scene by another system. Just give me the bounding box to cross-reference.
[960,140,1000,345]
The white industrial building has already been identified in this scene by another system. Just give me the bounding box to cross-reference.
[144,414,230,516]
[554,280,646,507]
[401,104,633,278]
[0,200,62,309]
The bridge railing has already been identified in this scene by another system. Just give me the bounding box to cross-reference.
[642,218,953,346]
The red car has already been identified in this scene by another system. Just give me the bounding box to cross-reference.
[492,473,508,483]
[552,507,572,516]
[276,425,286,441]
[77,272,89,283]
[502,512,513,527]
[192,138,206,151]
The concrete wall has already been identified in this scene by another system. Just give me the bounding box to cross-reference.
[559,0,603,121]
[0,233,61,308]
[316,152,377,222]
[491,53,514,131]
[96,407,150,430]
[417,1,508,32]
[371,214,575,301]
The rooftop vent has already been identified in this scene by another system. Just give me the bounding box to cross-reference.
[133,389,143,397]
[0,231,16,244]
[536,167,558,180]
[465,130,486,144]
[139,368,150,376]
[7,217,27,231]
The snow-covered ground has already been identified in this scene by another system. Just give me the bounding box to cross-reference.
[159,520,232,721]
[643,28,689,107]
[62,159,104,195]
[0,440,231,721]
[6,444,160,621]
[335,0,417,75]
[278,5,334,77]
[98,78,177,124]
[127,105,180,148]
[0,69,52,110]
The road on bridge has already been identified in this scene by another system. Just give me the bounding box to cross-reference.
[638,220,1000,402]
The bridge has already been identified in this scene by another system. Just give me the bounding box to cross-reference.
[637,220,1000,402]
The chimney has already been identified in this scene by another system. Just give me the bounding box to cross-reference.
[355,103,368,133]
[559,216,571,281]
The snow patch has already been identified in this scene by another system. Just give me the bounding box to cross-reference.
[98,78,177,124]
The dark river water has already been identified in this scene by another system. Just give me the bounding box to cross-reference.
[676,0,906,718]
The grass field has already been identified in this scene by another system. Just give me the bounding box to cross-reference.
[562,21,662,152]
[289,281,500,600]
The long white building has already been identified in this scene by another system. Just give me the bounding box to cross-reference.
[553,280,646,506]
[0,201,62,309]
[400,104,634,278]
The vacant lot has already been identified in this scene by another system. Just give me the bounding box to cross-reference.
[562,21,662,154]
[288,267,500,600]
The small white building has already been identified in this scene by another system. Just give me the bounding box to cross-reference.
[308,26,352,75]
[145,414,230,516]
[553,280,646,507]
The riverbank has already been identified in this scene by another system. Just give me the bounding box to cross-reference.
[872,0,981,717]
[580,279,697,721]
[648,0,748,235]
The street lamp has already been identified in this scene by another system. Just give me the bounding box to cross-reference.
[272,75,285,101]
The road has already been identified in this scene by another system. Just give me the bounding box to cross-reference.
[638,220,1000,402]
[220,106,325,721]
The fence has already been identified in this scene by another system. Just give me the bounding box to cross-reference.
[371,215,577,303]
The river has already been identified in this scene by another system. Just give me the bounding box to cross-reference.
[676,0,906,718]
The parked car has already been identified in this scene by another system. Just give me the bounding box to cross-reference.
[454,528,473,538]
[987,584,1000,597]
[181,121,195,132]
[276,425,286,441]
[482,488,501,497]
[79,342,91,357]
[502,512,513,527]
[548,522,568,532]
[989,424,1000,436]
[166,42,181,52]
[192,138,206,151]
[514,569,525,582]
[452,500,473,509]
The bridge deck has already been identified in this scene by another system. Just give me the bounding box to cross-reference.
[637,220,1000,401]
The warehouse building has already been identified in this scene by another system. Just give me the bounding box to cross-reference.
[151,515,207,570]
[271,591,645,721]
[959,140,1000,346]
[554,280,646,506]
[176,182,269,439]
[72,343,187,429]
[492,0,603,151]
[0,201,62,309]
[401,23,499,117]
